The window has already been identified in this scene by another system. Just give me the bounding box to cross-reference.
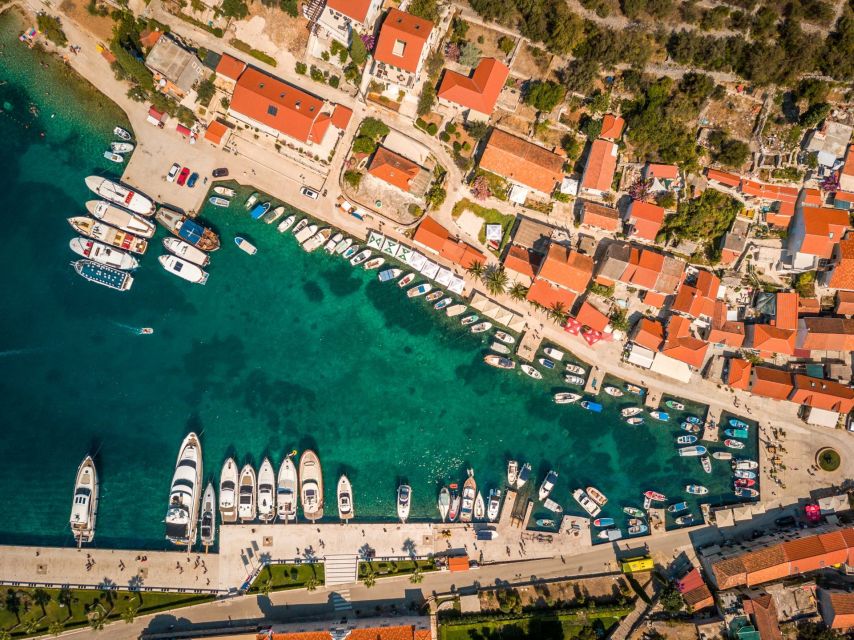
[392,39,406,57]
[267,105,278,116]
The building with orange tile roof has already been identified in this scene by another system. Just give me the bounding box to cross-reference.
[626,200,665,242]
[802,187,823,206]
[727,358,752,389]
[707,301,745,347]
[371,9,434,92]
[631,318,665,351]
[789,374,854,414]
[824,236,854,290]
[412,216,486,269]
[819,589,854,630]
[331,104,353,130]
[841,145,854,192]
[595,244,684,295]
[749,324,796,356]
[447,556,470,571]
[672,271,720,319]
[575,300,610,332]
[833,190,854,210]
[662,315,709,369]
[229,68,334,148]
[676,567,715,612]
[599,114,625,141]
[204,120,228,145]
[788,205,851,260]
[215,53,246,83]
[317,0,384,46]
[775,291,799,331]
[502,245,540,286]
[139,29,163,49]
[799,296,821,314]
[645,163,679,181]
[437,58,509,121]
[580,139,618,197]
[743,592,783,640]
[706,168,741,188]
[836,290,854,315]
[580,200,621,232]
[798,316,854,352]
[526,244,593,309]
[367,146,429,195]
[479,128,565,196]
[750,366,794,400]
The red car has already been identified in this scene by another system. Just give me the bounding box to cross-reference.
[177,167,190,186]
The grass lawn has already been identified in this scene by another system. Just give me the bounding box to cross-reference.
[249,563,324,593]
[0,587,211,637]
[452,198,515,255]
[358,558,436,579]
[440,610,626,640]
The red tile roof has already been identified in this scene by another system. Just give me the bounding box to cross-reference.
[575,301,610,332]
[743,593,783,640]
[580,200,621,231]
[799,317,854,351]
[437,58,509,116]
[802,187,823,206]
[581,139,618,193]
[479,129,564,194]
[662,315,708,369]
[331,104,353,130]
[728,359,752,389]
[837,290,854,314]
[374,9,432,74]
[621,248,664,290]
[827,237,854,290]
[632,318,664,351]
[448,556,470,571]
[823,591,854,630]
[627,200,665,241]
[204,120,228,145]
[775,291,799,331]
[600,114,625,140]
[708,301,745,347]
[643,290,668,308]
[536,244,593,293]
[412,216,486,269]
[790,374,854,413]
[503,245,539,279]
[842,145,854,186]
[526,279,578,309]
[646,163,679,180]
[368,146,422,192]
[741,179,799,203]
[751,367,794,400]
[139,29,163,49]
[326,0,374,22]
[216,53,246,81]
[231,68,330,144]
[672,271,720,319]
[798,206,851,259]
[751,324,796,355]
[706,168,741,187]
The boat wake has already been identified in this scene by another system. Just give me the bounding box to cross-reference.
[110,321,154,335]
[0,347,49,358]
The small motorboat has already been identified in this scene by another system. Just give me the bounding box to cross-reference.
[507,461,519,487]
[425,290,443,302]
[342,244,359,259]
[291,218,308,237]
[337,475,354,521]
[604,386,624,397]
[572,488,600,517]
[734,469,757,479]
[628,523,648,535]
[681,422,701,434]
[675,514,696,526]
[735,478,756,488]
[713,451,733,460]
[735,487,759,499]
[238,464,257,522]
[733,459,758,470]
[623,506,645,518]
[538,358,556,370]
[364,257,385,270]
[554,392,581,404]
[621,407,642,417]
[565,375,585,385]
[111,141,134,154]
[484,355,515,369]
[257,458,276,523]
[581,401,603,412]
[491,342,511,354]
[677,435,698,445]
[303,227,331,253]
[473,491,486,521]
[625,417,644,425]
[398,273,416,288]
[234,236,257,255]
[437,487,450,522]
[487,489,502,521]
[199,482,216,547]
[644,490,666,502]
[277,215,296,233]
[597,528,623,541]
[543,347,564,360]
[324,232,343,252]
[219,458,238,524]
[701,454,712,474]
[209,196,230,207]
[407,283,431,297]
[725,428,749,439]
[516,462,531,489]
[103,151,124,163]
[625,384,644,395]
[593,517,614,528]
[686,484,708,495]
[113,126,132,140]
[295,223,319,244]
[276,456,298,523]
[522,365,542,379]
[678,445,707,457]
[448,483,461,522]
[649,411,670,422]
[685,416,702,425]
[543,498,562,513]
[471,321,493,334]
[725,439,746,449]
[665,400,685,411]
[350,249,371,266]
[587,486,607,506]
[461,314,479,326]
[495,331,516,344]
[213,185,236,198]
[729,418,750,429]
[378,268,402,282]
[397,484,411,522]
[335,238,353,255]
[138,328,154,335]
[446,304,467,317]
[538,470,558,501]
[536,519,556,528]
[565,364,586,375]
[249,201,271,220]
[263,206,285,225]
[163,238,209,267]
[667,501,688,513]
[434,297,452,310]
[158,255,209,284]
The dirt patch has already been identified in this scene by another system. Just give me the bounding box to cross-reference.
[243,4,309,57]
[534,121,566,149]
[460,20,515,63]
[479,576,636,611]
[60,0,114,42]
[512,41,554,79]
[701,91,762,142]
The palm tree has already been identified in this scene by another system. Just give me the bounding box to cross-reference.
[484,266,509,295]
[0,630,10,640]
[466,260,485,280]
[409,568,423,584]
[121,604,138,624]
[32,588,51,618]
[304,577,318,592]
[22,618,39,634]
[260,578,273,597]
[48,620,65,636]
[57,587,73,620]
[4,589,21,624]
[362,571,377,589]
[509,282,528,301]
[88,611,106,632]
[548,302,568,323]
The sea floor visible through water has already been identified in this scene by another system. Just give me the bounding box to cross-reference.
[0,11,757,550]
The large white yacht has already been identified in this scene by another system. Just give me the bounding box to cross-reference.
[69,456,98,545]
[164,433,203,547]
[276,456,298,523]
[238,464,257,522]
[299,450,323,522]
[257,458,275,522]
[219,458,238,524]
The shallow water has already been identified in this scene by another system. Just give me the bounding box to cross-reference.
[0,11,757,550]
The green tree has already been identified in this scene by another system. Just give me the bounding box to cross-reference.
[459,42,482,67]
[344,171,363,190]
[0,630,10,640]
[89,611,107,631]
[195,78,215,106]
[799,102,831,128]
[260,578,273,597]
[464,120,489,140]
[121,604,139,624]
[349,36,368,65]
[426,184,446,210]
[498,36,515,55]
[609,307,630,331]
[219,0,248,18]
[407,0,438,21]
[467,260,485,280]
[359,117,389,140]
[560,134,580,159]
[417,84,436,117]
[524,80,566,112]
[660,583,685,613]
[409,568,423,583]
[37,14,68,47]
[484,267,509,295]
[548,302,568,323]
[561,58,600,94]
[580,116,603,140]
[57,587,73,615]
[305,576,319,591]
[663,189,742,247]
[362,571,377,588]
[509,282,528,301]
[5,589,21,623]
[793,271,816,297]
[33,588,51,617]
[796,621,845,640]
[587,90,610,114]
[49,620,65,636]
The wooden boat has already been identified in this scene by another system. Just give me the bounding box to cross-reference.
[625,384,644,395]
[461,314,479,326]
[701,454,712,474]
[407,283,431,297]
[277,215,296,233]
[506,461,518,487]
[604,386,624,397]
[291,218,308,237]
[159,255,209,285]
[543,347,564,360]
[628,523,648,535]
[538,358,556,370]
[649,411,670,422]
[735,478,756,488]
[587,486,607,506]
[725,439,745,449]
[213,185,236,197]
[538,470,558,501]
[219,458,238,524]
[621,407,642,417]
[471,321,493,333]
[69,237,138,270]
[516,463,531,489]
[491,342,511,354]
[398,273,416,288]
[625,417,644,425]
[675,514,696,526]
[337,475,354,521]
[350,249,371,266]
[299,450,323,521]
[543,498,562,513]
[712,451,733,460]
[244,192,259,210]
[564,374,585,385]
[495,331,515,344]
[103,151,124,164]
[69,455,98,545]
[199,482,216,547]
[735,487,759,499]
[379,268,402,282]
[677,435,698,444]
[644,490,666,502]
[342,245,359,259]
[234,236,257,255]
[597,528,623,541]
[554,392,581,404]
[364,257,385,270]
[263,206,285,224]
[276,456,298,523]
[295,223,318,244]
[448,483,461,522]
[686,484,708,495]
[303,228,331,253]
[665,400,685,410]
[86,200,156,237]
[460,470,476,523]
[446,304,467,317]
[237,464,257,522]
[593,517,614,528]
[565,364,586,375]
[425,290,443,302]
[685,416,702,425]
[572,488,600,517]
[681,422,701,433]
[437,487,450,522]
[163,238,210,267]
[434,297,453,310]
[68,217,148,254]
[522,365,542,379]
[257,458,276,523]
[473,491,486,521]
[484,355,515,369]
[156,208,220,251]
[733,459,758,470]
[325,233,343,252]
[623,506,645,518]
[209,196,230,207]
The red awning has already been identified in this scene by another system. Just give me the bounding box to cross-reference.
[176,123,192,136]
[448,556,470,572]
[148,106,164,121]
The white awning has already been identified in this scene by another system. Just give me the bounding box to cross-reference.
[509,184,529,204]
[367,231,384,250]
[435,268,453,287]
[805,406,840,428]
[397,245,412,264]
[420,260,440,279]
[650,353,693,383]
[469,292,525,331]
[407,251,427,271]
[626,344,655,369]
[448,276,465,294]
[381,237,400,257]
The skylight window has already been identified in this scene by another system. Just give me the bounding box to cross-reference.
[267,105,278,116]
[392,39,406,57]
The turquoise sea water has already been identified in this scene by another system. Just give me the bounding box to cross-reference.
[0,12,757,550]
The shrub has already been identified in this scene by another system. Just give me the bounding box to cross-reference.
[439,131,451,142]
[417,84,436,117]
[220,0,248,18]
[426,122,438,136]
[321,51,330,61]
[426,184,446,210]
[359,118,389,140]
[310,65,325,82]
[295,61,307,75]
[328,75,340,88]
[524,80,566,112]
[498,35,515,55]
[195,78,215,106]
[344,170,363,189]
[349,36,368,65]
[352,136,376,155]
[459,42,482,67]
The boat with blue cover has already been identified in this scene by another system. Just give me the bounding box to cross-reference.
[685,416,702,425]
[71,259,134,291]
[581,401,603,413]
[667,501,688,513]
[378,268,401,282]
[725,428,749,439]
[156,208,220,251]
[250,202,271,220]
[678,445,707,457]
[729,419,750,429]
[593,517,614,527]
[649,411,670,422]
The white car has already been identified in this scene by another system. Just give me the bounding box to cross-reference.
[166,163,180,183]
[300,186,319,200]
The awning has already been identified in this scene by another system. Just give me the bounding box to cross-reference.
[448,556,470,572]
[367,231,384,250]
[650,353,693,383]
[420,260,440,279]
[626,344,655,368]
[381,237,400,257]
[407,251,427,271]
[448,276,465,295]
[804,406,840,428]
[435,268,453,287]
[397,245,412,264]
[176,123,192,136]
[470,292,525,331]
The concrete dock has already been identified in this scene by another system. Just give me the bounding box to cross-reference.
[584,365,603,395]
[515,331,542,362]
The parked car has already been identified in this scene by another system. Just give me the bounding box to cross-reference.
[177,167,190,186]
[166,163,180,183]
[212,168,229,177]
[300,186,319,199]
[187,172,199,188]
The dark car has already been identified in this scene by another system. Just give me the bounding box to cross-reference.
[187,172,199,188]
[212,168,229,178]
[774,515,797,528]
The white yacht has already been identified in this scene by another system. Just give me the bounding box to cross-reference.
[337,474,354,521]
[69,456,98,545]
[257,458,276,522]
[86,200,156,238]
[397,484,411,522]
[159,255,209,285]
[219,458,238,524]
[276,456,298,522]
[199,482,216,548]
[163,238,210,267]
[84,176,154,216]
[69,237,139,270]
[538,470,558,501]
[165,432,203,547]
[299,450,323,521]
[238,464,257,522]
